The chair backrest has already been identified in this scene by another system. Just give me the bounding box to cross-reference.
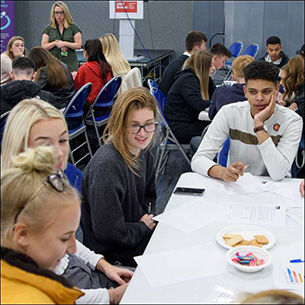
[241,43,259,58]
[85,76,122,119]
[147,79,159,91]
[150,86,167,111]
[228,41,243,58]
[64,162,83,192]
[63,82,92,117]
[118,67,143,96]
[217,137,230,167]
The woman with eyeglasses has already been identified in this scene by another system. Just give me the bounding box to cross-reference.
[1,98,133,304]
[81,87,157,267]
[1,146,83,303]
[41,1,81,72]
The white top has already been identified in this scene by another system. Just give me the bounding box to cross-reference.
[1,53,12,85]
[56,240,109,304]
[192,101,303,180]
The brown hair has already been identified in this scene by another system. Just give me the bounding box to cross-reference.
[28,46,69,89]
[282,56,304,103]
[49,1,74,29]
[4,36,26,60]
[103,87,157,172]
[183,50,212,100]
[185,31,207,52]
[232,55,255,79]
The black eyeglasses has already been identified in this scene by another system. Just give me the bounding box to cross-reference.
[129,122,158,134]
[54,11,64,15]
[14,169,66,224]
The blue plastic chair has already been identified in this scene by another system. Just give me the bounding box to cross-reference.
[147,79,159,91]
[84,76,122,147]
[64,162,83,242]
[150,87,191,178]
[63,82,93,167]
[241,43,259,58]
[225,41,243,66]
[217,137,230,167]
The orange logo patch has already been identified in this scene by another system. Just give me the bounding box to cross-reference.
[273,124,280,131]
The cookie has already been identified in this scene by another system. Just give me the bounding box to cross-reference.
[250,239,263,248]
[233,239,251,247]
[223,233,240,240]
[254,235,269,244]
[225,235,243,246]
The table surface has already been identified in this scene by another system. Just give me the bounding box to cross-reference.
[121,172,304,304]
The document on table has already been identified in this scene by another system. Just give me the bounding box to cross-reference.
[224,203,286,227]
[287,208,304,225]
[213,173,269,195]
[134,243,227,288]
[153,200,228,233]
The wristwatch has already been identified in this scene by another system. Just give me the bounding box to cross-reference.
[253,125,267,133]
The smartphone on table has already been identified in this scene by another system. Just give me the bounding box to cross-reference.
[173,187,205,196]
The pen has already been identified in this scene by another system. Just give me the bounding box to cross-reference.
[290,259,304,263]
[148,202,151,214]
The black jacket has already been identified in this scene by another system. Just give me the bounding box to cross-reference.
[164,68,211,126]
[258,51,289,69]
[0,80,57,115]
[36,63,75,109]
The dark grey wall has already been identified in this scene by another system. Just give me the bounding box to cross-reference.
[224,1,304,59]
[15,1,193,59]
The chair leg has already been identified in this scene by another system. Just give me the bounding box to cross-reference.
[84,129,93,158]
[69,149,76,166]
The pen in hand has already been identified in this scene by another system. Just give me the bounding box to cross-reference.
[148,202,152,214]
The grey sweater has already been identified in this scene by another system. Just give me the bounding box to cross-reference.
[81,143,156,265]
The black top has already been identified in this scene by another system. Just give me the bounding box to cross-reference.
[164,67,212,126]
[159,54,189,96]
[258,51,289,69]
[209,82,247,120]
[0,80,57,115]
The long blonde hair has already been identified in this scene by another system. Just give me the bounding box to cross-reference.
[282,56,304,103]
[103,87,156,172]
[1,98,68,170]
[49,1,74,29]
[3,36,26,60]
[1,146,79,248]
[183,50,212,100]
[100,33,131,77]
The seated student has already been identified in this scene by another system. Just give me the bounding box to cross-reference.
[81,88,157,267]
[209,55,255,120]
[74,39,113,115]
[1,36,26,85]
[1,98,132,304]
[159,31,207,96]
[191,61,303,182]
[296,43,305,59]
[1,146,83,304]
[0,57,57,115]
[28,46,75,109]
[164,50,214,144]
[100,33,142,96]
[258,36,289,69]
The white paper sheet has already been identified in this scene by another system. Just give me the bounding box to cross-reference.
[134,243,227,288]
[213,173,269,195]
[153,200,228,233]
[224,203,286,227]
[287,208,304,225]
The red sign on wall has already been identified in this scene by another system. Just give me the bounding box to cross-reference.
[115,1,137,13]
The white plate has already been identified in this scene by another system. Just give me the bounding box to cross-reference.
[216,224,276,250]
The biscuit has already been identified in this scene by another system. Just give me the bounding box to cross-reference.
[225,235,243,246]
[254,235,269,244]
[223,233,239,240]
[250,239,262,248]
[233,239,251,247]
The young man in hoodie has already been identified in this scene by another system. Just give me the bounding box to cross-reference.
[0,57,57,115]
[258,36,289,69]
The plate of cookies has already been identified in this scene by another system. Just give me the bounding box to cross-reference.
[216,225,276,250]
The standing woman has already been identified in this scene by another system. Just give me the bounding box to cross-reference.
[28,46,75,109]
[74,39,113,114]
[41,1,81,72]
[81,87,157,267]
[164,50,214,144]
[1,36,26,85]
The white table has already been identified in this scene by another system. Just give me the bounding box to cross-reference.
[121,173,304,304]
